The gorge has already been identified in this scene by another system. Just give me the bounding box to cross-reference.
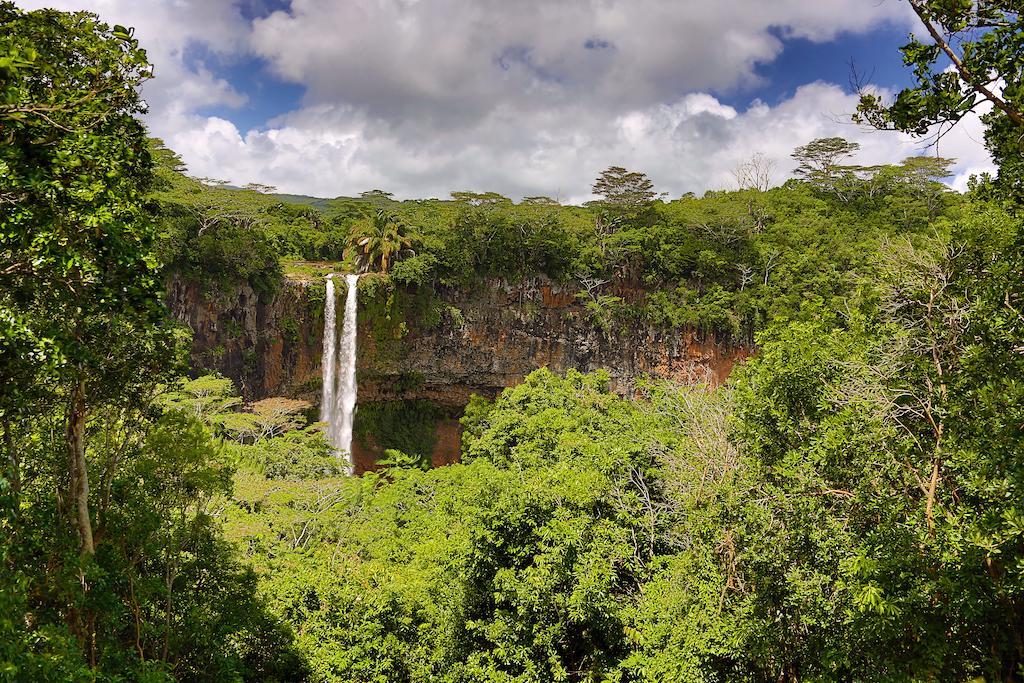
[166,270,751,472]
[10,3,1024,679]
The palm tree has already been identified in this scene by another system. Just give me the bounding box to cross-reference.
[346,210,415,273]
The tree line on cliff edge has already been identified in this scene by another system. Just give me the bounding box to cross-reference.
[151,131,964,342]
[2,0,1024,680]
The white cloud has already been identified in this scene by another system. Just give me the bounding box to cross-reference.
[14,0,995,199]
[250,0,916,122]
[162,82,995,201]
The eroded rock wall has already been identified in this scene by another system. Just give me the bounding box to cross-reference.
[168,274,749,405]
[167,273,750,468]
[357,277,749,406]
[165,276,325,400]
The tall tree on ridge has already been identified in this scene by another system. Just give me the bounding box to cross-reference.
[347,209,415,273]
[591,166,659,208]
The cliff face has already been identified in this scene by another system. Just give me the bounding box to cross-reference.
[166,276,325,400]
[167,273,750,471]
[168,274,749,405]
[357,277,749,406]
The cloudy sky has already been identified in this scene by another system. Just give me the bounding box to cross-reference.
[20,0,995,202]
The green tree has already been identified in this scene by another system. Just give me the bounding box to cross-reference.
[855,0,1024,202]
[450,190,511,206]
[521,195,560,206]
[0,3,170,572]
[791,137,861,197]
[86,409,307,679]
[157,375,241,421]
[149,149,282,295]
[347,209,415,273]
[243,182,277,194]
[360,189,394,200]
[591,166,659,208]
[219,397,311,444]
[720,205,1024,679]
[0,9,307,677]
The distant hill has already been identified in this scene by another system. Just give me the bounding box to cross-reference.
[271,193,408,212]
[272,193,340,210]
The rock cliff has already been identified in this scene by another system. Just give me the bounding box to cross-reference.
[166,276,324,400]
[166,273,750,471]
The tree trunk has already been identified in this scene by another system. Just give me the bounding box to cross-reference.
[66,377,94,556]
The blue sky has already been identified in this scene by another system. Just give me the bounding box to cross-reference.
[730,25,918,107]
[20,0,994,199]
[183,43,303,133]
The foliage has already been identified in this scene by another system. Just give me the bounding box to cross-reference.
[153,135,966,343]
[3,391,309,680]
[225,369,662,681]
[0,3,172,414]
[207,193,1024,680]
[347,209,415,274]
[150,146,286,297]
[376,448,430,471]
[855,0,1024,204]
[157,375,241,421]
[219,397,312,444]
[591,165,660,208]
[0,4,181,672]
[9,3,1024,680]
[0,8,305,679]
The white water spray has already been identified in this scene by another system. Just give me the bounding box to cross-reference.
[320,273,359,473]
[336,274,359,472]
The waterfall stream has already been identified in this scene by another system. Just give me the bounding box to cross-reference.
[320,275,337,440]
[336,273,359,473]
[321,273,359,474]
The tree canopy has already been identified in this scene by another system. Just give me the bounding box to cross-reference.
[591,165,660,207]
[856,0,1024,202]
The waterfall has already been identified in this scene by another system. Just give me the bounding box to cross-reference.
[336,274,359,473]
[320,273,359,474]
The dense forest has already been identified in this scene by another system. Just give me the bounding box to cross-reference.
[2,1,1024,681]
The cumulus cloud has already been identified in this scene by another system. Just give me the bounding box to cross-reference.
[13,0,995,199]
[161,82,995,202]
[250,0,915,121]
